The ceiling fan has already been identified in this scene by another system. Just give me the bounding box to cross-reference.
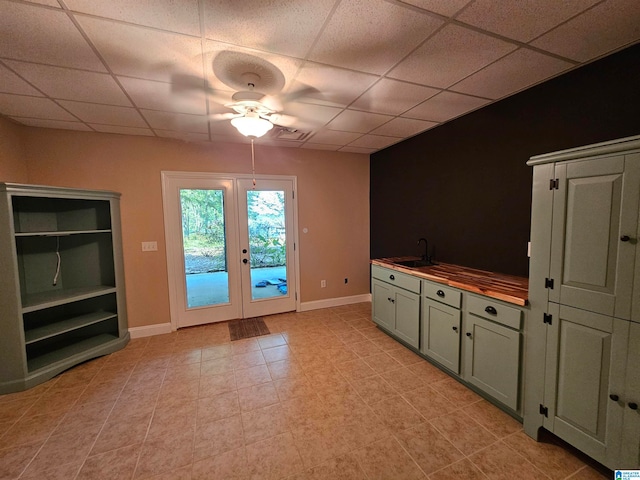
[173,51,319,138]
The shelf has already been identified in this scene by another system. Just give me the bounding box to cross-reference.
[15,229,112,237]
[24,311,117,344]
[27,333,119,372]
[22,286,117,313]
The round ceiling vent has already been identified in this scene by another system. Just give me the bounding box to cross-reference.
[212,51,285,94]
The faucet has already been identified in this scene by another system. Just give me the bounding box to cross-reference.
[417,238,429,262]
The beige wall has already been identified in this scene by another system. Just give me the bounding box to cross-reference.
[8,126,370,328]
[0,118,28,183]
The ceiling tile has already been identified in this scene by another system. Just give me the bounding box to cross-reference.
[300,143,341,151]
[371,117,438,137]
[339,146,376,154]
[57,100,146,127]
[10,117,92,131]
[401,0,473,17]
[457,0,600,43]
[307,130,362,145]
[531,0,640,62]
[209,119,240,136]
[155,130,211,143]
[90,124,154,136]
[308,0,444,74]
[77,16,204,82]
[141,109,208,133]
[0,2,106,71]
[326,110,393,134]
[0,65,43,96]
[0,94,77,120]
[202,0,336,58]
[5,61,131,106]
[451,48,574,99]
[350,78,440,115]
[24,0,61,6]
[65,0,201,36]
[404,91,489,122]
[291,62,379,108]
[389,24,518,88]
[119,77,206,115]
[349,134,399,149]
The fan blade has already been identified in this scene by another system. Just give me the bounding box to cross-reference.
[208,112,239,122]
[170,73,231,105]
[268,114,298,128]
[260,95,283,112]
[280,84,321,104]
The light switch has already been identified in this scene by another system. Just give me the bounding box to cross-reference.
[142,241,158,252]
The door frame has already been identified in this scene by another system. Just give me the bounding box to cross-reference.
[161,171,301,331]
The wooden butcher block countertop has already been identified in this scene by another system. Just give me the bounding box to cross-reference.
[372,257,529,306]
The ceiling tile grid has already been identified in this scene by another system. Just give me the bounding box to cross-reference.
[0,0,638,153]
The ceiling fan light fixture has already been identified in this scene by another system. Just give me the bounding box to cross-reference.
[231,113,273,138]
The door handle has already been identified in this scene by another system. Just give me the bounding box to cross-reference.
[242,258,248,264]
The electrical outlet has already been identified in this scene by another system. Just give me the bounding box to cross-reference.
[321,280,326,288]
[142,241,158,252]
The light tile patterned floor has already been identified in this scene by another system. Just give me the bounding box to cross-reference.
[0,303,612,479]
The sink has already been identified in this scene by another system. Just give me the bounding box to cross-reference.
[393,259,436,268]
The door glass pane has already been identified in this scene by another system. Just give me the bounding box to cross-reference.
[180,189,229,308]
[247,190,287,301]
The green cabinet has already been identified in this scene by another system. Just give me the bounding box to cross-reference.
[525,135,640,470]
[371,265,420,349]
[421,298,461,373]
[0,183,129,393]
[464,295,521,411]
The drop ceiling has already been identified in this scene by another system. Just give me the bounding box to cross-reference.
[1,0,639,153]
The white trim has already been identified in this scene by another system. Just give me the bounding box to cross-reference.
[160,171,301,327]
[299,293,371,312]
[129,323,173,339]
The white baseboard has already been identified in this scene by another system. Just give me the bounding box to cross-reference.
[129,323,173,339]
[299,293,371,312]
[129,294,371,338]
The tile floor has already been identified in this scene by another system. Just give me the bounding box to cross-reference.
[0,303,612,479]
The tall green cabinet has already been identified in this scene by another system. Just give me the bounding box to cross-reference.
[0,183,130,393]
[524,136,640,469]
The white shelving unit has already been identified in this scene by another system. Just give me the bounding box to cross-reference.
[0,183,129,393]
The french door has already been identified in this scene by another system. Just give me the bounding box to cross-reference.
[162,172,298,329]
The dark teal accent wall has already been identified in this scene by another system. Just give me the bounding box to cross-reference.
[370,43,640,277]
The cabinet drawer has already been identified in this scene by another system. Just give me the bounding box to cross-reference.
[422,281,461,309]
[467,294,522,330]
[371,265,421,294]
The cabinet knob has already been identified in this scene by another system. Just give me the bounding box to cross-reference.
[436,290,445,297]
[389,274,395,280]
[390,298,395,304]
[466,332,472,338]
[242,258,248,264]
[452,326,458,332]
[609,394,619,402]
[629,402,638,410]
[485,306,497,315]
[620,235,631,242]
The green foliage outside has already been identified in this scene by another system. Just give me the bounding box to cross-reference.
[180,188,286,273]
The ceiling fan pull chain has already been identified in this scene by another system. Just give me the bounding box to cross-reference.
[251,138,256,189]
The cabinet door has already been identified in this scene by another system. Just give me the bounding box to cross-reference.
[372,278,394,332]
[549,154,640,319]
[543,303,627,465]
[464,315,520,410]
[394,288,420,349]
[621,322,640,469]
[421,299,460,373]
